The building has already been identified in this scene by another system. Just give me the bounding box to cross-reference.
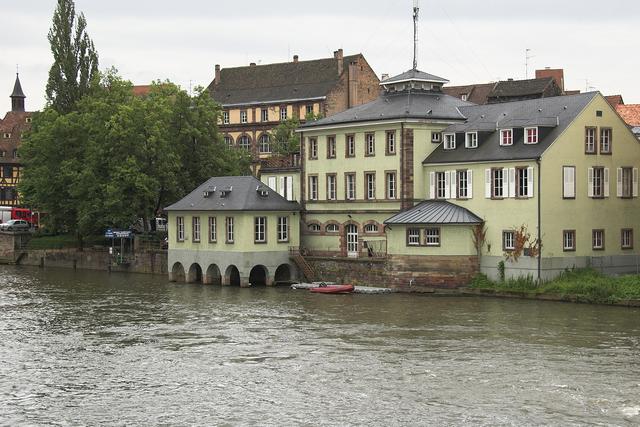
[0,74,32,206]
[208,49,380,160]
[616,104,640,140]
[165,176,301,286]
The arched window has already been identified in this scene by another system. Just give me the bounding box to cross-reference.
[325,224,339,233]
[238,135,251,151]
[308,223,321,232]
[364,223,379,233]
[224,135,234,148]
[258,134,271,153]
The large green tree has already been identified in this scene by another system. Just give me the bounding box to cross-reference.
[21,70,250,246]
[46,0,99,113]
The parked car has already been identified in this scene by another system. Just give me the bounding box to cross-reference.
[0,219,30,231]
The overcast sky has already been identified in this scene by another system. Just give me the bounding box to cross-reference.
[1,0,639,111]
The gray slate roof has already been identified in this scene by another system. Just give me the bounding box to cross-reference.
[384,200,482,225]
[208,54,360,106]
[424,92,599,164]
[381,69,449,85]
[165,176,301,212]
[11,74,25,98]
[489,77,556,100]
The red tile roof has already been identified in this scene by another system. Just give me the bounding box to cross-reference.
[617,104,640,126]
[132,85,152,97]
[0,111,32,163]
[605,95,624,108]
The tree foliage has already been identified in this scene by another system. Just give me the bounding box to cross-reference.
[46,0,99,113]
[268,112,323,156]
[21,70,250,245]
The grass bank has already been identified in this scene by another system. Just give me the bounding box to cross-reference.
[470,268,640,304]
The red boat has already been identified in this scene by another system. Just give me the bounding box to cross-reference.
[309,284,355,294]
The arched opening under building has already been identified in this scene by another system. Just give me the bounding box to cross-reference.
[187,263,203,283]
[170,262,185,282]
[225,265,241,287]
[249,265,268,287]
[274,264,292,284]
[205,264,222,285]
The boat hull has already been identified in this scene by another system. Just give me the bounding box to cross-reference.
[309,284,355,294]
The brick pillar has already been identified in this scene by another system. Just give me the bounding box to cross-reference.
[401,128,414,210]
[240,277,251,288]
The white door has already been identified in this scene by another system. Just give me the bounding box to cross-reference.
[346,224,358,257]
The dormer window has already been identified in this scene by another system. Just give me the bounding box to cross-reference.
[220,186,233,198]
[203,186,216,198]
[461,94,468,101]
[25,117,32,123]
[3,133,10,139]
[465,132,478,149]
[500,129,513,146]
[443,133,456,150]
[257,186,269,197]
[525,127,538,144]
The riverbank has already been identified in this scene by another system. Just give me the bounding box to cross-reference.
[466,269,640,306]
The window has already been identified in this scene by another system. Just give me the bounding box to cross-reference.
[25,117,32,123]
[3,133,10,139]
[386,131,396,155]
[500,129,513,146]
[525,127,538,144]
[503,230,515,251]
[279,176,294,201]
[364,223,378,233]
[326,224,339,233]
[465,132,478,148]
[346,134,355,157]
[240,110,248,124]
[224,135,233,148]
[563,166,576,199]
[585,127,597,153]
[563,230,576,251]
[192,216,201,242]
[444,133,456,150]
[261,108,269,122]
[259,134,271,153]
[600,128,612,154]
[618,167,634,198]
[326,174,336,200]
[308,138,318,159]
[621,229,633,249]
[592,229,604,250]
[365,133,375,156]
[516,167,530,198]
[308,223,321,232]
[254,217,266,243]
[346,173,356,200]
[12,150,18,159]
[461,94,468,101]
[425,228,440,246]
[432,132,441,143]
[306,104,314,115]
[280,106,287,121]
[492,168,504,198]
[308,175,318,200]
[177,217,185,241]
[436,171,448,199]
[238,135,250,151]
[277,216,289,242]
[365,172,376,200]
[226,217,234,243]
[327,136,336,158]
[222,111,229,124]
[0,151,4,157]
[407,228,420,246]
[457,170,472,198]
[386,172,397,199]
[589,167,608,198]
[208,217,217,242]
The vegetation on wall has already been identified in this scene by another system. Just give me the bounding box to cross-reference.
[504,224,541,262]
[269,112,323,156]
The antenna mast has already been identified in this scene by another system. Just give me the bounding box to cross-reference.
[413,0,420,70]
[525,48,533,79]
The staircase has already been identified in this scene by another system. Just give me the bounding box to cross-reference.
[289,247,317,282]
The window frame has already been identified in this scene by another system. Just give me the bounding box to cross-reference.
[431,132,441,143]
[592,229,605,250]
[254,216,267,243]
[345,134,356,158]
[240,110,248,124]
[524,127,538,144]
[385,171,397,200]
[591,166,605,199]
[222,111,229,124]
[308,137,318,160]
[238,134,251,151]
[279,106,287,121]
[192,216,201,242]
[425,227,441,247]
[365,132,375,156]
[308,175,318,201]
[407,228,421,246]
[600,127,612,154]
[326,173,337,200]
[585,127,597,154]
[465,132,478,149]
[364,223,379,234]
[516,167,529,198]
[500,129,513,146]
[385,131,396,155]
[492,168,504,199]
[563,230,576,252]
[457,170,469,199]
[345,173,356,200]
[208,216,217,243]
[258,134,271,154]
[436,171,447,199]
[261,108,269,122]
[621,228,633,249]
[325,223,339,233]
[562,166,576,199]
[177,216,185,242]
[327,135,336,159]
[503,230,515,251]
[365,171,376,200]
[443,133,456,150]
[226,217,234,243]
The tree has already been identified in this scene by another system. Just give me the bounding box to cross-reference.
[268,112,323,156]
[46,0,99,114]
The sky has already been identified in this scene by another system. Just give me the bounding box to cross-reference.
[1,0,639,112]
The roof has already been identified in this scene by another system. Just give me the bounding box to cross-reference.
[488,77,557,100]
[300,90,471,128]
[132,85,152,97]
[444,78,561,105]
[384,200,482,225]
[442,82,496,105]
[164,176,301,212]
[381,69,449,85]
[424,92,599,164]
[11,74,25,98]
[0,111,32,162]
[260,155,300,171]
[208,54,361,106]
[605,95,624,108]
[617,104,640,126]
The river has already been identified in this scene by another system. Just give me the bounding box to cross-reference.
[1,265,639,426]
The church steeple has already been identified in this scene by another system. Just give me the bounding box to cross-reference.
[11,73,26,112]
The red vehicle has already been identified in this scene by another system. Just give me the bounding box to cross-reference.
[0,207,39,228]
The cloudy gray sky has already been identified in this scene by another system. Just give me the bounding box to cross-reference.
[1,0,639,111]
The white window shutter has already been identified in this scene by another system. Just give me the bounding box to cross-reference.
[588,168,594,198]
[444,172,451,199]
[278,177,285,197]
[268,176,276,191]
[563,168,570,198]
[449,171,457,199]
[467,170,473,198]
[507,168,515,198]
[429,171,436,199]
[604,168,610,197]
[527,166,534,198]
[633,168,639,197]
[485,169,491,198]
[286,176,293,201]
[617,168,623,197]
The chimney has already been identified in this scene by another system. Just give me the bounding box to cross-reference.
[214,64,221,85]
[293,55,299,63]
[535,68,565,92]
[334,48,344,75]
[507,78,514,81]
[250,62,256,67]
[381,73,389,81]
[348,61,358,107]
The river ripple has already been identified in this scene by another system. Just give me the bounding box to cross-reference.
[0,266,639,426]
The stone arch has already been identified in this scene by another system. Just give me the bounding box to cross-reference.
[223,134,234,148]
[225,265,241,287]
[187,263,203,283]
[249,265,269,287]
[274,264,292,284]
[204,264,222,285]
[305,220,322,234]
[363,220,383,235]
[170,262,185,282]
[324,220,341,234]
